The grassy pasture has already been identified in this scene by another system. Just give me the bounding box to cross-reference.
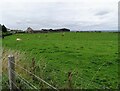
[2,32,118,89]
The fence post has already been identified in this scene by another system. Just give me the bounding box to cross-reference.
[8,55,16,90]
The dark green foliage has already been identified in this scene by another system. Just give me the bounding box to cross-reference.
[0,24,12,38]
[2,25,7,32]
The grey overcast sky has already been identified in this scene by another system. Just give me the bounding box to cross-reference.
[0,0,119,31]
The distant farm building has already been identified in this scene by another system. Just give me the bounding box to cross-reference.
[26,27,70,33]
[26,27,34,33]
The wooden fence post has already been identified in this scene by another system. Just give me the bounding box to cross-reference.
[8,55,16,90]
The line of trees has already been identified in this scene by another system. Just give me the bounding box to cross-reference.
[0,24,7,32]
[2,25,7,32]
[0,24,12,38]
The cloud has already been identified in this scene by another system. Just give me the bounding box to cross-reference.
[0,0,119,30]
[95,11,110,16]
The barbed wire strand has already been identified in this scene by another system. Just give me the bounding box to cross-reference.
[67,67,102,89]
[10,79,19,90]
[10,61,58,90]
[10,69,32,89]
[4,81,10,89]
[16,73,38,89]
[10,69,37,89]
[86,62,108,88]
[3,74,10,89]
[4,71,20,90]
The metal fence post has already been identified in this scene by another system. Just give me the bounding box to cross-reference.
[8,55,16,90]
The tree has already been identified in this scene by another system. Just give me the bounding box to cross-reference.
[2,25,7,32]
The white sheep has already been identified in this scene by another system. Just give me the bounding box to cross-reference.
[16,38,22,41]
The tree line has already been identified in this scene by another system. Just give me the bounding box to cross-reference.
[0,24,7,32]
[0,24,12,38]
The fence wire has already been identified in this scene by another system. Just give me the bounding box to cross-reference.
[10,79,19,90]
[10,60,58,90]
[4,80,10,89]
[5,55,115,90]
[86,61,110,89]
[2,74,10,89]
[10,68,38,89]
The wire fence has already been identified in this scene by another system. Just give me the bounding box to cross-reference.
[2,55,118,90]
[10,61,58,90]
[5,55,59,90]
[10,79,19,90]
[10,69,37,90]
[3,75,10,89]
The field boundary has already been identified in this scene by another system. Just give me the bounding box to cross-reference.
[7,55,58,90]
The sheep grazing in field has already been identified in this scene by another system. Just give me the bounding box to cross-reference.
[16,38,22,41]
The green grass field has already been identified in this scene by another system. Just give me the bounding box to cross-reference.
[2,32,119,89]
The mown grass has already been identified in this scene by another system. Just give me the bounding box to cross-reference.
[2,32,118,89]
